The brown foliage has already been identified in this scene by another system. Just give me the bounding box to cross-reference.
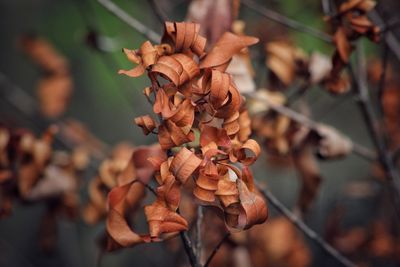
[106,21,268,251]
[20,35,73,118]
[324,0,380,94]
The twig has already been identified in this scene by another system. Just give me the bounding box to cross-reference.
[241,0,332,43]
[179,228,201,267]
[255,182,356,267]
[137,180,157,195]
[195,205,203,261]
[368,9,400,61]
[97,0,160,43]
[246,92,377,161]
[203,232,231,267]
[349,43,400,216]
[377,42,389,115]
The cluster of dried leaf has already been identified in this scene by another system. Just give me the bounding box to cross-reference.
[83,143,164,225]
[265,41,332,92]
[104,21,268,250]
[326,206,400,266]
[325,0,380,94]
[83,143,133,224]
[20,35,73,118]
[243,0,380,216]
[0,126,86,250]
[0,126,54,217]
[249,88,353,214]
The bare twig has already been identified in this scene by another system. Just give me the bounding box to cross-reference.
[246,92,377,161]
[377,42,389,114]
[349,43,400,215]
[140,182,200,267]
[180,230,201,267]
[137,180,157,195]
[368,9,400,61]
[203,232,231,267]
[241,0,332,43]
[256,182,356,267]
[97,0,160,43]
[195,206,203,260]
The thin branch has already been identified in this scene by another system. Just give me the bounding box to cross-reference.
[203,232,230,267]
[246,92,377,161]
[195,205,203,261]
[137,180,157,195]
[255,182,356,267]
[241,0,332,43]
[348,43,400,216]
[179,229,201,267]
[141,176,199,266]
[142,170,199,267]
[368,9,400,61]
[377,42,389,115]
[145,169,197,266]
[97,0,160,43]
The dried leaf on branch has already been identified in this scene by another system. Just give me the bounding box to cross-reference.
[324,0,380,94]
[108,21,268,251]
[20,35,73,118]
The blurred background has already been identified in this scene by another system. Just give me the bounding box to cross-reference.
[1,0,400,267]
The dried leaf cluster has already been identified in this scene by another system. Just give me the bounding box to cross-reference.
[105,21,268,250]
[20,35,73,118]
[0,126,85,217]
[248,217,311,267]
[325,0,380,94]
[249,89,353,213]
[0,126,87,251]
[326,208,400,266]
[83,143,133,224]
[83,143,164,225]
[265,41,340,96]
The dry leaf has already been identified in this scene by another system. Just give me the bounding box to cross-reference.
[247,217,311,267]
[134,115,157,135]
[314,124,353,159]
[265,41,308,87]
[293,145,322,214]
[186,0,235,46]
[170,147,202,184]
[200,32,259,71]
